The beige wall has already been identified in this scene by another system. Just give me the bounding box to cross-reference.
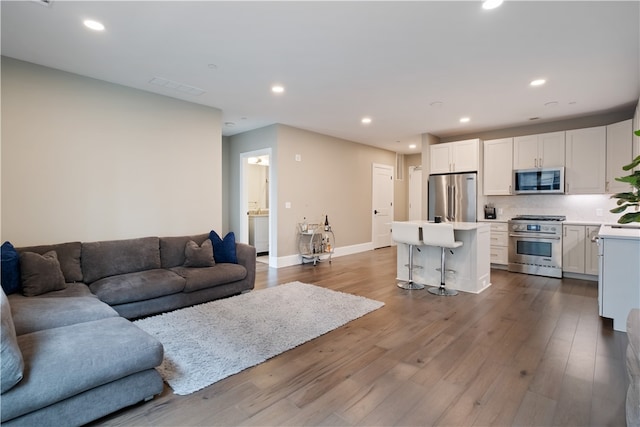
[1,58,223,246]
[276,125,397,257]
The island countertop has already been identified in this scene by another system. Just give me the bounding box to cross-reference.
[399,220,489,231]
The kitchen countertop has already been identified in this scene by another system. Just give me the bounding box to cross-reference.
[598,224,640,240]
[563,220,604,226]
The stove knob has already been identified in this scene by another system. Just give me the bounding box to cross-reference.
[550,226,556,233]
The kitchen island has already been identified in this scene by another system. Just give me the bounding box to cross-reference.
[395,221,491,294]
[597,224,640,332]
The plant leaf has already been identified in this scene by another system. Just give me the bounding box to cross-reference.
[622,155,640,171]
[618,211,640,224]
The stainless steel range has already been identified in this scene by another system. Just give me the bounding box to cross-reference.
[508,215,566,278]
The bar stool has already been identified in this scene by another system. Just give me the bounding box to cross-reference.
[422,222,462,296]
[392,221,425,290]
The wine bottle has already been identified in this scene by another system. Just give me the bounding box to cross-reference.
[324,214,329,231]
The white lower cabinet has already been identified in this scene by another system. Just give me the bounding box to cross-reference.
[249,215,269,253]
[489,222,508,266]
[562,224,598,277]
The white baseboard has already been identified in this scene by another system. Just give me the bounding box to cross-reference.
[270,242,375,269]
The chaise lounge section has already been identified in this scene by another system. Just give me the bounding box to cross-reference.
[1,232,256,426]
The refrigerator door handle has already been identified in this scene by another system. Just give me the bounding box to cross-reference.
[446,185,452,221]
[451,186,456,221]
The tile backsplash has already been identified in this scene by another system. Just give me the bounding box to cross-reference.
[485,194,624,223]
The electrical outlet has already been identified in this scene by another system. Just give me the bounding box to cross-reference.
[596,208,603,217]
[497,208,503,215]
[295,154,301,162]
[285,202,291,209]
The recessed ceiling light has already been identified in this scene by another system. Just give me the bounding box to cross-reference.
[409,144,417,149]
[545,101,559,107]
[83,19,105,31]
[271,85,285,94]
[361,117,372,124]
[530,79,546,87]
[460,117,470,123]
[482,0,503,10]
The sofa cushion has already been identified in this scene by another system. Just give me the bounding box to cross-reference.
[20,282,92,299]
[1,241,21,295]
[89,269,185,306]
[209,230,238,264]
[184,239,215,268]
[19,251,66,297]
[9,294,120,336]
[0,317,163,422]
[159,233,209,268]
[170,263,247,293]
[82,237,161,284]
[17,241,82,283]
[1,289,24,393]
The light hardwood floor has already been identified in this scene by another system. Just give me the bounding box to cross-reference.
[95,246,628,426]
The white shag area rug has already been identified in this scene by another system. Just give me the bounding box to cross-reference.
[134,281,384,395]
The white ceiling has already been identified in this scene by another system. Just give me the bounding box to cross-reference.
[2,1,638,154]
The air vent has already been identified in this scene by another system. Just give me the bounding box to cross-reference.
[148,77,206,96]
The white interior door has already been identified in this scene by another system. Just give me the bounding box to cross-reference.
[408,166,422,221]
[372,163,394,249]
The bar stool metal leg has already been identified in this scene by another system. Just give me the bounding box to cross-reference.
[397,244,425,290]
[428,247,458,296]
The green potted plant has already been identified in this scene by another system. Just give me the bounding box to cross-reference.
[609,129,640,224]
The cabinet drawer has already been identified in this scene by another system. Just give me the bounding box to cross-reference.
[490,246,508,265]
[490,231,508,247]
[490,222,508,232]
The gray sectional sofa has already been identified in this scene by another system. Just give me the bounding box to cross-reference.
[1,232,256,426]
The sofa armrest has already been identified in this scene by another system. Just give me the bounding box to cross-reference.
[235,243,256,291]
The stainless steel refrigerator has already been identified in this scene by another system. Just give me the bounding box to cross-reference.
[428,172,477,222]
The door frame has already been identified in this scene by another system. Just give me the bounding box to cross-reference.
[239,148,274,263]
[408,165,422,221]
[371,163,394,249]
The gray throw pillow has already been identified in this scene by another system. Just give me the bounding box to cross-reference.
[1,289,24,393]
[184,239,215,268]
[20,251,66,297]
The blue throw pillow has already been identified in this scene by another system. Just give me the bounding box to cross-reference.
[209,231,238,264]
[1,242,21,295]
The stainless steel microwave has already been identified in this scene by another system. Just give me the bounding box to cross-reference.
[513,167,564,194]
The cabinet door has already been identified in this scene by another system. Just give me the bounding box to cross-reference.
[606,119,633,194]
[565,126,606,194]
[483,138,513,195]
[430,144,452,174]
[513,135,539,169]
[563,225,585,273]
[452,139,479,172]
[538,131,565,168]
[585,226,600,275]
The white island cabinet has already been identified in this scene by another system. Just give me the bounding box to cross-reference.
[395,221,491,294]
[597,224,640,332]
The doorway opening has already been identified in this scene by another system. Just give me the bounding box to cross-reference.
[240,149,273,265]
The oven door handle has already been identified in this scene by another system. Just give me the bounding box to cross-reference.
[509,234,561,240]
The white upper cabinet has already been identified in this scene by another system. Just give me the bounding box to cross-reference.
[430,139,479,174]
[513,131,565,169]
[606,119,633,194]
[565,126,606,194]
[483,138,513,195]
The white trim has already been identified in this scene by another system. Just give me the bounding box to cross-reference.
[240,148,274,266]
[272,242,375,268]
